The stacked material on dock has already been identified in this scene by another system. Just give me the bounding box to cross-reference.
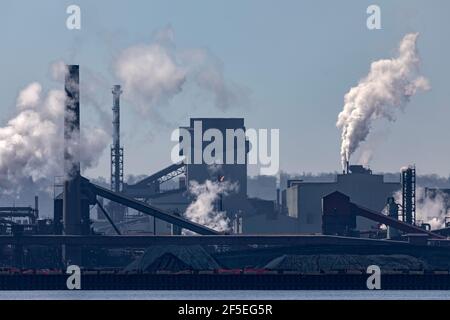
[263,254,430,272]
[125,245,221,272]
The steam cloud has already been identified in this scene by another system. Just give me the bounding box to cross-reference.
[114,26,247,116]
[416,188,449,229]
[337,33,430,169]
[184,179,238,233]
[114,41,186,113]
[207,163,223,177]
[394,187,450,230]
[0,75,109,193]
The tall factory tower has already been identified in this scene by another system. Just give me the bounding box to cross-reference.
[401,166,416,225]
[109,85,126,222]
[111,85,124,193]
[63,65,81,235]
[63,65,82,264]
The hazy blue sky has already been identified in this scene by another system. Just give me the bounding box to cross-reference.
[0,0,449,179]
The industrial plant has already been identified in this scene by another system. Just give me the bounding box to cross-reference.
[1,64,450,290]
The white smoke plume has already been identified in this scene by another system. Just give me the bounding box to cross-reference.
[337,33,430,169]
[179,48,248,111]
[0,77,109,194]
[0,83,65,192]
[394,187,450,230]
[114,26,247,117]
[207,163,223,177]
[50,60,69,83]
[184,179,238,233]
[114,41,186,114]
[51,60,113,134]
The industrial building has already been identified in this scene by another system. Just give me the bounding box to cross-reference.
[285,165,401,234]
[2,64,450,285]
[115,117,271,235]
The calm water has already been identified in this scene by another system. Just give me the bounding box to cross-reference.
[0,290,450,300]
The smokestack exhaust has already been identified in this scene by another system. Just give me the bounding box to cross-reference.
[336,34,429,170]
[34,196,39,220]
[63,65,82,264]
[64,65,80,177]
[111,85,123,193]
[63,65,81,234]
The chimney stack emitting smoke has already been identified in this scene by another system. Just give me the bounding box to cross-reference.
[111,85,124,193]
[64,65,81,177]
[63,65,82,238]
[336,33,430,169]
[62,65,83,265]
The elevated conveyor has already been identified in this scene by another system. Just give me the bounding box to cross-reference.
[322,191,444,239]
[122,163,186,198]
[354,203,444,238]
[88,182,219,235]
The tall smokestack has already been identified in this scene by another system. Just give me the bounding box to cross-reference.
[63,65,82,264]
[64,65,80,177]
[34,196,39,220]
[111,85,123,193]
